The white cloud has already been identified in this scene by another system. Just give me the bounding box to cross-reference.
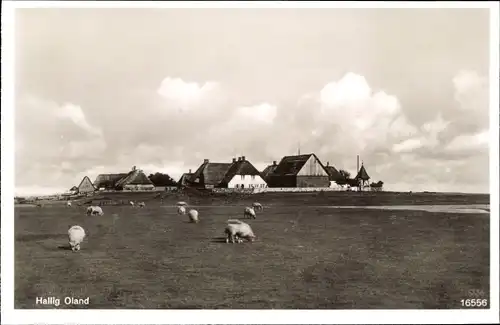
[392,137,425,153]
[157,77,219,109]
[233,102,277,125]
[305,72,414,158]
[445,130,489,152]
[56,103,102,136]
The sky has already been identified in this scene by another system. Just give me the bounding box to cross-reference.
[14,8,491,196]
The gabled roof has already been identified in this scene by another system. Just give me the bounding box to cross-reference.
[115,169,154,187]
[178,173,194,185]
[262,164,278,178]
[70,186,78,191]
[190,161,232,186]
[355,165,370,181]
[325,165,343,182]
[77,176,96,190]
[272,153,326,176]
[220,159,263,185]
[94,173,128,188]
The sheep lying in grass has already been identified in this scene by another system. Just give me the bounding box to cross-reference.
[225,219,256,243]
[177,206,186,215]
[188,209,199,223]
[243,206,256,219]
[86,206,104,216]
[252,202,263,211]
[66,201,72,207]
[36,203,43,208]
[177,201,188,207]
[68,225,86,252]
[138,202,146,208]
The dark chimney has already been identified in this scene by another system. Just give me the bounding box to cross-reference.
[132,166,136,171]
[238,157,242,161]
[204,159,209,164]
[189,169,192,173]
[327,161,329,167]
[242,156,246,161]
[273,161,277,166]
[232,158,236,163]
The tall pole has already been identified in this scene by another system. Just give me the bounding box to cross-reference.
[357,155,359,173]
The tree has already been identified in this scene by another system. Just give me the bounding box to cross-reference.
[148,173,177,187]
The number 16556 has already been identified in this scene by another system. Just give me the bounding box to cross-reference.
[461,299,488,307]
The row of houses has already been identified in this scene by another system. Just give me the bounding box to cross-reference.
[69,166,157,195]
[69,153,375,195]
[180,153,373,191]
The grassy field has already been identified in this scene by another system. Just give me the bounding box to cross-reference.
[14,192,490,309]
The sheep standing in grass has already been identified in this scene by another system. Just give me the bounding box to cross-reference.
[67,201,72,207]
[225,219,256,243]
[86,206,104,216]
[129,201,135,207]
[138,202,146,208]
[177,206,186,215]
[188,209,199,223]
[36,203,43,208]
[252,202,263,211]
[243,206,256,219]
[68,225,86,252]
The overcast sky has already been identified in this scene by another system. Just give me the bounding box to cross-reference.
[15,8,491,196]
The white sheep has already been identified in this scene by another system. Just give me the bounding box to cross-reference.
[129,201,135,207]
[138,202,146,208]
[243,206,256,219]
[177,206,186,215]
[68,225,86,252]
[86,206,104,216]
[225,219,256,243]
[177,201,188,207]
[188,209,199,223]
[252,202,263,211]
[66,201,72,207]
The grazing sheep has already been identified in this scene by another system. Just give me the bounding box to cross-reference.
[66,201,72,207]
[129,201,135,207]
[36,203,43,208]
[177,201,188,207]
[68,225,86,252]
[177,206,186,215]
[243,206,256,219]
[225,219,256,243]
[138,202,146,208]
[86,206,104,216]
[188,209,199,223]
[252,202,263,211]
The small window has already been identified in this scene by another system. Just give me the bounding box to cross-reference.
[241,175,244,180]
[251,175,255,180]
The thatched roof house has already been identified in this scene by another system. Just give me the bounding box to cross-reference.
[188,159,233,189]
[266,153,330,188]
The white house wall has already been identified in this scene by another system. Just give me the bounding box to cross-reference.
[297,155,328,176]
[228,174,267,189]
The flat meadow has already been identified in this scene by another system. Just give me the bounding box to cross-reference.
[13,191,490,309]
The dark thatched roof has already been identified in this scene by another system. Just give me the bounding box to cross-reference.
[272,153,327,176]
[190,161,233,187]
[220,159,262,185]
[355,165,370,181]
[325,165,343,182]
[178,173,194,186]
[115,169,154,187]
[94,173,128,189]
[262,164,278,178]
